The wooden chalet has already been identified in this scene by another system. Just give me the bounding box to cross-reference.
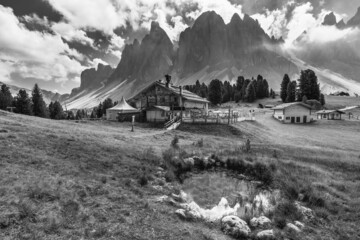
[129,76,209,123]
[315,110,345,120]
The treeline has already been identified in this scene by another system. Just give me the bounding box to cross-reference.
[89,98,117,119]
[280,69,325,105]
[0,83,64,119]
[184,75,275,105]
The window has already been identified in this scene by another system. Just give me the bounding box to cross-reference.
[286,117,290,120]
[296,117,301,123]
[278,116,282,120]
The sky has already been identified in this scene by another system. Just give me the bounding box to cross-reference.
[0,0,359,94]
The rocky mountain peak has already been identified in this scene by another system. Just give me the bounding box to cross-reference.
[347,6,360,27]
[230,13,242,25]
[323,12,337,26]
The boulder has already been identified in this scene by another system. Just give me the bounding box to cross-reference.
[285,223,301,234]
[250,216,272,229]
[221,215,251,238]
[183,157,195,168]
[175,209,187,219]
[256,229,275,240]
[294,221,305,230]
[171,190,188,203]
[295,202,314,220]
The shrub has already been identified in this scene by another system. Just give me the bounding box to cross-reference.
[301,187,326,208]
[171,135,179,149]
[138,175,148,186]
[274,216,287,229]
[250,162,273,186]
[274,201,302,223]
[165,170,176,182]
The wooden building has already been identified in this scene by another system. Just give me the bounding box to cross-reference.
[315,110,345,120]
[272,102,313,124]
[129,77,209,123]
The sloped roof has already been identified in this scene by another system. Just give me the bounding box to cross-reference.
[131,81,210,103]
[148,105,171,112]
[108,97,139,112]
[315,110,345,114]
[272,102,312,110]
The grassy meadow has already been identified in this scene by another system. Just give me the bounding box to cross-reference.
[0,108,360,240]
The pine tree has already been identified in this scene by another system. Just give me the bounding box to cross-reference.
[96,103,103,118]
[236,76,245,91]
[298,69,321,101]
[280,74,290,102]
[102,98,113,115]
[285,81,297,103]
[320,94,325,105]
[15,89,32,115]
[262,79,270,98]
[245,81,256,102]
[0,84,13,110]
[32,84,47,117]
[208,79,223,105]
[49,101,64,119]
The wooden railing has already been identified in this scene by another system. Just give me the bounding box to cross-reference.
[164,117,181,129]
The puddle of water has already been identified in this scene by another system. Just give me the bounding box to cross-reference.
[182,171,258,209]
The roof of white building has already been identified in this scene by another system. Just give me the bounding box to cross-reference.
[272,102,312,110]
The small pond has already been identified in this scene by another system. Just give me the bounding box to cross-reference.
[182,171,259,208]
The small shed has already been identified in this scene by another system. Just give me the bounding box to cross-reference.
[272,102,313,124]
[315,110,345,120]
[106,97,140,121]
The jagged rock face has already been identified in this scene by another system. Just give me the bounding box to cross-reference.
[347,7,360,27]
[176,11,282,78]
[176,11,228,75]
[322,12,337,26]
[70,63,114,96]
[336,19,346,29]
[109,21,174,83]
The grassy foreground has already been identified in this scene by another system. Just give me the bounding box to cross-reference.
[0,110,360,240]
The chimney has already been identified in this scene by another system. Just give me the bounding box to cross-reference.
[165,74,171,88]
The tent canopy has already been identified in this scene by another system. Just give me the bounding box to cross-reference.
[108,97,139,113]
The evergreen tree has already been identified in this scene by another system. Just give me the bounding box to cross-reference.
[256,75,264,98]
[96,103,103,118]
[270,89,276,99]
[15,89,32,115]
[245,81,256,102]
[208,79,223,105]
[302,95,308,103]
[262,79,270,98]
[298,69,321,101]
[240,79,251,101]
[49,101,64,119]
[102,98,113,115]
[285,81,297,103]
[236,76,245,91]
[320,94,325,105]
[280,74,290,102]
[0,84,13,110]
[31,84,47,117]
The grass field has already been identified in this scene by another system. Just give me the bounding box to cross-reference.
[1,109,360,239]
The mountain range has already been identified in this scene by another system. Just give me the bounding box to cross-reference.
[4,8,360,109]
[64,11,299,109]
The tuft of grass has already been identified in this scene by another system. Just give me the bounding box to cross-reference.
[171,135,179,149]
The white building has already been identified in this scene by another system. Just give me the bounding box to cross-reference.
[272,102,313,124]
[106,97,140,121]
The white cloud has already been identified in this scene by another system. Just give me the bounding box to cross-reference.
[52,22,95,46]
[0,5,85,85]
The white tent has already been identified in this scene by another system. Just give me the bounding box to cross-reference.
[106,97,139,121]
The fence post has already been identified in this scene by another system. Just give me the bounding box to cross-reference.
[228,108,231,125]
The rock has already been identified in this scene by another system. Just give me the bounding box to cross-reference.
[221,215,251,238]
[294,221,305,230]
[250,216,272,229]
[183,157,194,168]
[285,223,301,234]
[171,190,188,203]
[322,12,337,26]
[295,202,314,220]
[256,229,275,240]
[175,209,187,219]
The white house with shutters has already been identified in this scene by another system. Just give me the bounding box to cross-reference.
[272,102,313,124]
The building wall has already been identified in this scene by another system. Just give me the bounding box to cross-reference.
[146,110,168,122]
[273,109,284,121]
[273,105,313,123]
[283,105,312,123]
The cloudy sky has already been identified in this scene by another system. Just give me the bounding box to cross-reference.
[0,0,359,94]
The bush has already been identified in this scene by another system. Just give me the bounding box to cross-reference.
[301,187,326,208]
[138,175,148,186]
[274,201,302,224]
[194,138,204,147]
[249,162,273,186]
[171,135,179,149]
[165,170,176,182]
